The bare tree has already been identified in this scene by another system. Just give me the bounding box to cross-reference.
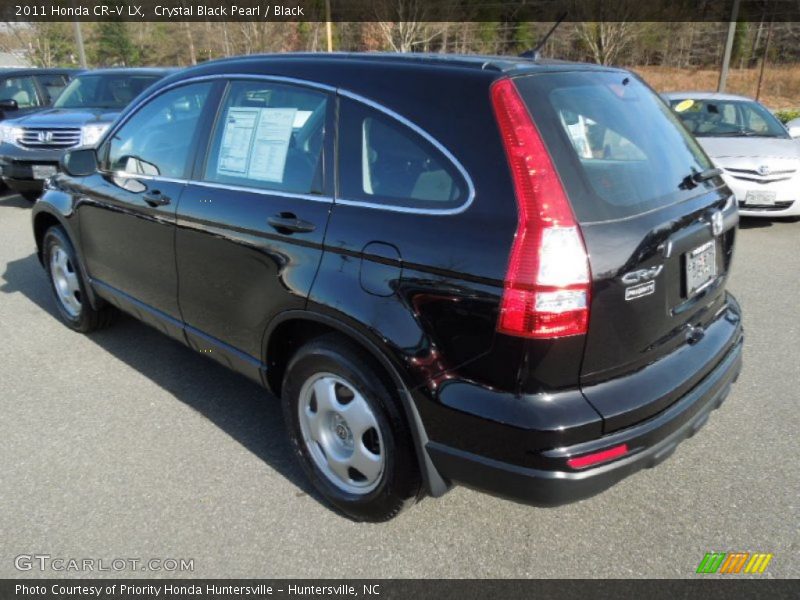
[375,0,446,52]
[574,21,635,65]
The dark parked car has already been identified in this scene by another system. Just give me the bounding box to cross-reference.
[0,67,171,199]
[31,54,743,521]
[0,67,80,121]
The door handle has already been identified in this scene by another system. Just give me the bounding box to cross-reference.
[143,190,171,207]
[268,213,316,234]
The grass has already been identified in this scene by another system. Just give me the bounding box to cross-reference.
[633,65,800,112]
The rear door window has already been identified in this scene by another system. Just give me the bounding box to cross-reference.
[0,76,41,108]
[514,71,714,223]
[203,80,328,195]
[338,97,467,210]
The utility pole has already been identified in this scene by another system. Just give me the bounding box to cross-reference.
[717,0,741,92]
[755,18,774,100]
[73,20,87,68]
[325,0,333,52]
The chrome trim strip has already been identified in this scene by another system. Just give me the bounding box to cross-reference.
[106,72,475,216]
[102,170,189,185]
[189,180,332,203]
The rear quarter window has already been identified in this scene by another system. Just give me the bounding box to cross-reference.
[514,71,714,223]
[338,97,468,211]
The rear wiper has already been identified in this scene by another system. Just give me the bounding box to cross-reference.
[680,167,722,189]
[692,167,722,183]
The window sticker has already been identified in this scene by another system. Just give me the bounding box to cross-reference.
[674,99,695,113]
[247,107,297,183]
[293,110,312,128]
[217,107,297,183]
[218,108,259,175]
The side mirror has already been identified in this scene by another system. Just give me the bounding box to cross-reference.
[60,147,98,177]
[0,98,19,112]
[786,118,800,139]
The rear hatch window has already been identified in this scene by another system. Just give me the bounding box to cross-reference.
[512,71,713,223]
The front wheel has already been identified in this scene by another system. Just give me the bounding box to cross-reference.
[43,226,116,332]
[282,334,421,521]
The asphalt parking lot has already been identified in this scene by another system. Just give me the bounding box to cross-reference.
[1,191,798,579]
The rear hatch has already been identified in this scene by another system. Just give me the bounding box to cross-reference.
[514,70,738,431]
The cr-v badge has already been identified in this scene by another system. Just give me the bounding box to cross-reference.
[622,264,663,301]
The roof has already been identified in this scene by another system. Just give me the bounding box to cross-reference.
[0,67,81,76]
[662,91,755,102]
[182,51,616,76]
[75,67,175,77]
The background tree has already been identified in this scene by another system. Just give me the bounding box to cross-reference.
[91,21,139,67]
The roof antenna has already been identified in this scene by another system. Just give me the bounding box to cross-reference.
[520,12,567,61]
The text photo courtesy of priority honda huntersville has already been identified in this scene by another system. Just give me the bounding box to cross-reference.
[31,53,742,522]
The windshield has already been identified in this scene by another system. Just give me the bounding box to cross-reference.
[53,74,162,110]
[669,98,788,138]
[514,71,714,222]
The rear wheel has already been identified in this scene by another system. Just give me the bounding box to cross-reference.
[43,226,116,332]
[282,334,420,521]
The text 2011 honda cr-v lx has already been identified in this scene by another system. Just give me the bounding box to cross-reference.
[31,53,743,521]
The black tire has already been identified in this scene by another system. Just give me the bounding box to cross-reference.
[43,226,116,332]
[282,334,421,522]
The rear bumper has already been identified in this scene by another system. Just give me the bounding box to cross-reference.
[427,316,743,506]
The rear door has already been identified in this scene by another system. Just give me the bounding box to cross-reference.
[175,78,334,367]
[514,71,738,430]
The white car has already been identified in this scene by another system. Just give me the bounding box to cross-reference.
[664,92,800,218]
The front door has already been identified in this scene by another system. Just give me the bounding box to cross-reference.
[77,81,217,327]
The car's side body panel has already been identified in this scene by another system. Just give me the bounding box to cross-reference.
[32,54,745,507]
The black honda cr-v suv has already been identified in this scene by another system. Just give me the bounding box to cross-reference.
[31,53,743,521]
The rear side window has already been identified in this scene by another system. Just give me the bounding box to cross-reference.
[203,80,328,195]
[0,76,41,108]
[339,98,467,210]
[514,72,714,222]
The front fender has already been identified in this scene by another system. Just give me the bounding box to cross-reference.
[31,177,100,309]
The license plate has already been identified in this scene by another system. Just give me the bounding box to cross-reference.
[744,190,776,206]
[31,165,57,180]
[686,241,717,296]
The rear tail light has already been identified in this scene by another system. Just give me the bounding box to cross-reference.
[491,77,591,339]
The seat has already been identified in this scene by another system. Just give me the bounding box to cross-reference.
[411,170,454,202]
